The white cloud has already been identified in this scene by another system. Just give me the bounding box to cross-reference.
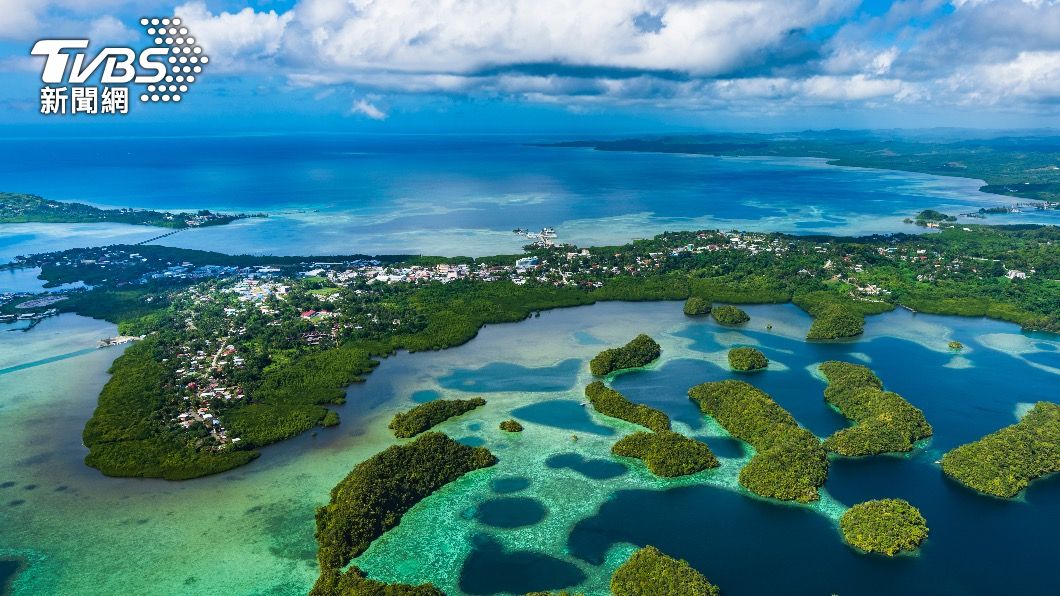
[4,0,1059,115]
[0,0,46,39]
[175,1,293,71]
[349,99,387,120]
[87,15,137,45]
[943,50,1060,104]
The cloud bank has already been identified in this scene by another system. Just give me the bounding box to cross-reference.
[6,0,1059,118]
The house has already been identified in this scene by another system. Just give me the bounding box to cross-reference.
[515,256,539,270]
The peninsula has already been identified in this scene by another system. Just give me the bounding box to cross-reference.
[0,192,260,229]
[2,221,1058,480]
[542,132,1060,203]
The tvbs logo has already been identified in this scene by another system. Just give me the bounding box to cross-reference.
[31,16,208,116]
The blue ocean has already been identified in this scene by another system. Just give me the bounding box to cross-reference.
[1,134,1055,264]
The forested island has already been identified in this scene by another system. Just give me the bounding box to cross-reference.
[711,305,749,326]
[312,432,496,594]
[840,499,929,556]
[543,132,1060,202]
[683,296,711,316]
[3,220,1058,479]
[585,381,670,432]
[941,401,1060,498]
[611,430,718,478]
[611,546,720,596]
[688,380,828,502]
[819,361,932,456]
[499,419,524,432]
[389,397,486,438]
[0,192,258,228]
[589,334,662,376]
[728,347,768,371]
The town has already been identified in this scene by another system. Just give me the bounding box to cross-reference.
[2,220,1056,451]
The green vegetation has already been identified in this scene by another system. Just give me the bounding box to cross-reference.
[795,291,894,341]
[612,430,718,477]
[547,132,1060,202]
[840,499,929,556]
[82,338,260,480]
[940,401,1060,498]
[711,305,749,326]
[311,567,442,596]
[806,306,864,340]
[916,209,957,223]
[314,432,496,585]
[727,347,768,371]
[683,296,712,316]
[611,546,720,596]
[818,361,932,456]
[0,191,254,228]
[589,334,662,376]
[388,397,486,438]
[585,381,670,432]
[499,419,524,432]
[17,216,1058,479]
[689,380,827,502]
[948,340,964,350]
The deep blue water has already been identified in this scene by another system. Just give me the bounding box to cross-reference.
[577,315,1060,595]
[3,134,1055,260]
[459,534,585,595]
[511,399,616,436]
[439,359,581,393]
[0,558,22,596]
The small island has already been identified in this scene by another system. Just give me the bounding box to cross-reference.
[728,346,768,371]
[806,305,865,340]
[313,432,496,591]
[683,296,712,316]
[611,546,720,596]
[711,304,750,326]
[940,401,1060,498]
[499,419,524,432]
[388,397,487,438]
[914,209,957,226]
[840,499,929,556]
[589,334,662,376]
[689,380,828,502]
[585,381,670,432]
[612,430,719,477]
[819,361,932,456]
[0,191,257,229]
[948,340,964,351]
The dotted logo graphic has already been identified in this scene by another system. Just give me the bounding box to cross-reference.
[137,16,208,103]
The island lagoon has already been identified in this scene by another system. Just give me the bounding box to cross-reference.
[2,135,1058,263]
[2,300,1058,595]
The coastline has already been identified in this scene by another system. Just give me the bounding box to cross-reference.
[4,302,1057,594]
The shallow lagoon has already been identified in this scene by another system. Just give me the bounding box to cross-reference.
[1,301,1059,595]
[2,135,1058,261]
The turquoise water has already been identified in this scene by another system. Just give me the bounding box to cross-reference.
[2,302,1058,594]
[2,135,1056,262]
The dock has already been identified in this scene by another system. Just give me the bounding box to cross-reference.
[98,335,142,348]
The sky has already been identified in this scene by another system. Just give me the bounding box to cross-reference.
[0,0,1058,134]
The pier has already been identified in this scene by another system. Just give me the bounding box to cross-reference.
[98,335,142,348]
[135,229,183,245]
